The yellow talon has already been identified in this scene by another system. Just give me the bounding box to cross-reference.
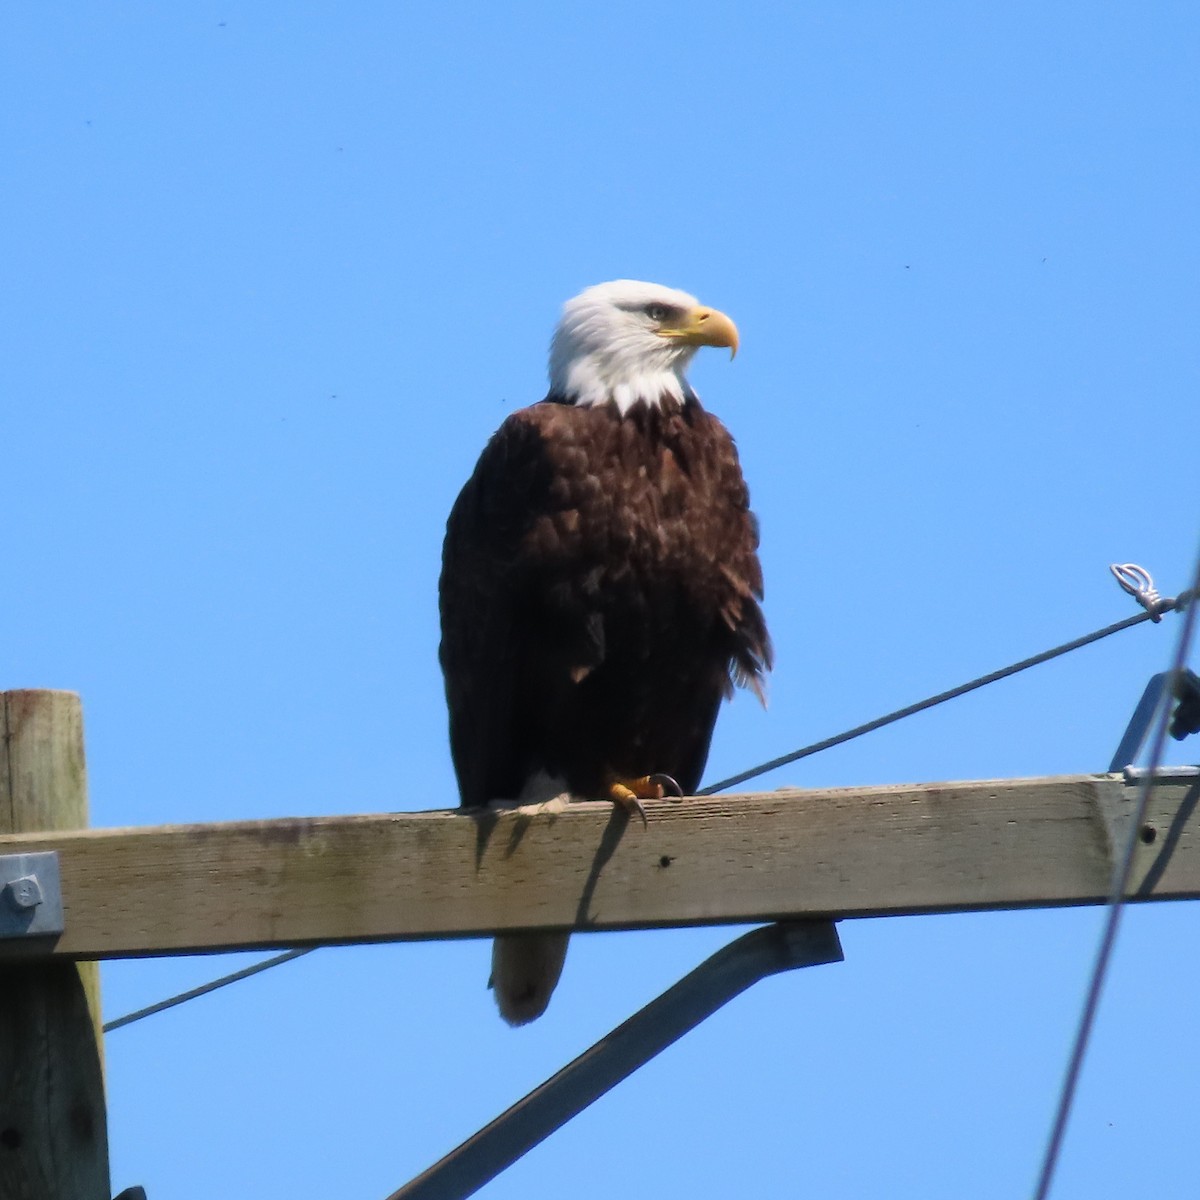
[605,774,683,827]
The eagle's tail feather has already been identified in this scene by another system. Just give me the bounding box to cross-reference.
[491,932,570,1026]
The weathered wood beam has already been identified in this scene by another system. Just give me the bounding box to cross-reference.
[0,772,1197,961]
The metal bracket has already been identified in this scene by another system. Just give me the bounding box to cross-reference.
[1109,673,1174,773]
[1109,669,1200,775]
[1123,765,1200,783]
[1170,668,1200,740]
[388,920,844,1200]
[0,851,64,939]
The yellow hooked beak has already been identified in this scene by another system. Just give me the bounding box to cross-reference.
[656,304,739,359]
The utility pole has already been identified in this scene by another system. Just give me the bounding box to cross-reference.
[0,690,109,1199]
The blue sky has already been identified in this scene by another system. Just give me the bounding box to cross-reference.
[4,4,1199,1197]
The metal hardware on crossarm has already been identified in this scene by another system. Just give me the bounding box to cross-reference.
[1110,668,1200,774]
[0,850,63,940]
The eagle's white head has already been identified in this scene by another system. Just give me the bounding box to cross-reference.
[548,280,739,414]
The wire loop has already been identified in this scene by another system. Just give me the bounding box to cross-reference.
[1111,562,1165,620]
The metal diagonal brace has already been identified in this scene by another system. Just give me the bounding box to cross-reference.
[1109,672,1174,773]
[388,920,844,1200]
[1110,668,1200,774]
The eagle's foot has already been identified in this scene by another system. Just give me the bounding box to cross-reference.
[487,772,574,818]
[489,796,569,818]
[645,773,683,798]
[606,774,682,828]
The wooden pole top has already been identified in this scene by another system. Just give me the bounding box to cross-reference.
[0,690,110,1200]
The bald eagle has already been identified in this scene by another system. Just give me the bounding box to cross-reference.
[439,280,771,1025]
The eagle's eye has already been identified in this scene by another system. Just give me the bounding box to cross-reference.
[643,303,670,322]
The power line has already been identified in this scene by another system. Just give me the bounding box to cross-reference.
[702,593,1187,796]
[102,949,313,1033]
[104,569,1192,1033]
[1031,548,1200,1200]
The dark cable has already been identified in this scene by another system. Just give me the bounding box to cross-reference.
[1031,550,1200,1200]
[701,607,1178,796]
[103,948,314,1032]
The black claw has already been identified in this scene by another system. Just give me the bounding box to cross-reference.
[612,793,648,828]
[648,773,683,799]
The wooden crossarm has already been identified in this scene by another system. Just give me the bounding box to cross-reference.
[1,772,1197,960]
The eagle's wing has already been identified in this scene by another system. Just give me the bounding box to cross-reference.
[437,407,557,809]
[696,408,773,703]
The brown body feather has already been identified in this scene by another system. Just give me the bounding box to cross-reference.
[438,393,770,1021]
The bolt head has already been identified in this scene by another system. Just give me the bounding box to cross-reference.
[4,875,43,910]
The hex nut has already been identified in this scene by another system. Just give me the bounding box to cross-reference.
[4,875,44,910]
